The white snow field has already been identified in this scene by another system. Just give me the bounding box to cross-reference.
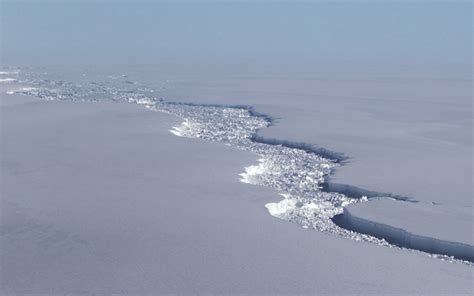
[1,67,473,294]
[0,90,471,295]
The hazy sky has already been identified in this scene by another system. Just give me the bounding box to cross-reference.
[1,1,472,65]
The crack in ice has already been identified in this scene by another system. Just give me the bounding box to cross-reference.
[7,68,471,264]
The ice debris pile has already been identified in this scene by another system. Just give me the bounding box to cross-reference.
[8,69,393,245]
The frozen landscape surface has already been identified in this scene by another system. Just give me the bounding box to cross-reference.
[1,80,473,294]
[3,68,472,263]
[1,66,473,294]
[1,1,471,294]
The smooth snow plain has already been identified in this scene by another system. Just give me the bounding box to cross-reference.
[1,66,473,294]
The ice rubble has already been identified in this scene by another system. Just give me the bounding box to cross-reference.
[7,70,384,244]
[146,101,382,241]
[8,69,472,262]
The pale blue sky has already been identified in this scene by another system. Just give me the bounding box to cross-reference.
[1,1,472,65]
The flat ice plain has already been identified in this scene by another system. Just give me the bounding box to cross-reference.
[1,65,473,294]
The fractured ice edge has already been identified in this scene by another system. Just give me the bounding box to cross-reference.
[4,69,470,264]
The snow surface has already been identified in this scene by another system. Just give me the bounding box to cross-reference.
[1,92,473,295]
[5,70,444,253]
[4,67,473,258]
